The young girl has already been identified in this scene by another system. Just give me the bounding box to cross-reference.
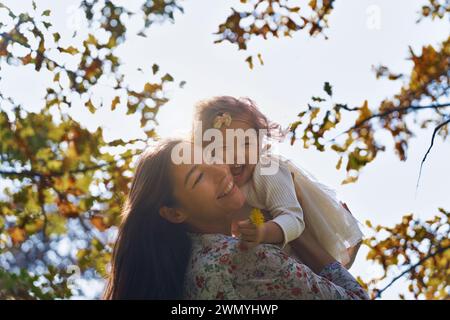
[193,96,364,267]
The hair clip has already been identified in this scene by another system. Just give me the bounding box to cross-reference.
[213,112,232,129]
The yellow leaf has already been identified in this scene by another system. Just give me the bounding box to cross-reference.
[144,82,161,93]
[356,100,371,124]
[342,175,358,185]
[336,156,343,170]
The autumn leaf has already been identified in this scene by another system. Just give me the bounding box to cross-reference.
[8,227,26,245]
[0,0,180,300]
[111,96,120,111]
[245,55,253,69]
[257,53,264,66]
[0,0,448,301]
[85,99,96,113]
[90,215,107,232]
[57,46,79,55]
[342,176,358,185]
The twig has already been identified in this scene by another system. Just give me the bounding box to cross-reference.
[416,117,450,190]
[37,182,48,242]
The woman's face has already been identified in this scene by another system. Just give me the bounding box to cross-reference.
[170,143,245,232]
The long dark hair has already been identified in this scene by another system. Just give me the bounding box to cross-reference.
[103,139,192,299]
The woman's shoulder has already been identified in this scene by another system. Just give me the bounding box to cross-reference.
[188,233,239,272]
[189,232,286,256]
[184,233,240,299]
[189,232,238,251]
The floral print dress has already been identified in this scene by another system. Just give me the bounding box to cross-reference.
[183,233,369,300]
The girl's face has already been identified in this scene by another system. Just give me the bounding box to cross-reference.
[170,143,245,232]
[219,119,259,187]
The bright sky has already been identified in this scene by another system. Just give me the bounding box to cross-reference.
[1,0,449,299]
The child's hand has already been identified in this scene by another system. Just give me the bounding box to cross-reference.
[236,219,265,250]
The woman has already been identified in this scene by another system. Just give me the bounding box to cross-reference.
[103,139,368,300]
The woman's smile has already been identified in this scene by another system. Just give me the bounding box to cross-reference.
[217,178,237,199]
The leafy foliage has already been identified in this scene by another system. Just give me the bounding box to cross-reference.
[290,31,450,184]
[0,266,72,299]
[418,0,450,22]
[287,1,450,299]
[363,209,449,299]
[0,0,181,299]
[214,0,335,68]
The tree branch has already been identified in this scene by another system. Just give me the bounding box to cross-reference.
[374,244,450,299]
[351,102,450,132]
[0,152,136,179]
[330,102,450,142]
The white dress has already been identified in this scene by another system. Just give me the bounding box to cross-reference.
[241,154,364,265]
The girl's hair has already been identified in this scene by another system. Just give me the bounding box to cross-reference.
[103,138,192,299]
[193,96,284,140]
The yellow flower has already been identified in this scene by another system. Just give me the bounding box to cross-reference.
[250,208,265,227]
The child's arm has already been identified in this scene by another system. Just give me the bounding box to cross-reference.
[237,160,305,248]
[260,160,305,247]
[262,221,285,244]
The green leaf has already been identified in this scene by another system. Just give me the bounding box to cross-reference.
[312,96,325,102]
[323,82,333,96]
[46,213,67,235]
[161,73,174,82]
[85,100,96,113]
[53,32,60,42]
[58,46,79,55]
